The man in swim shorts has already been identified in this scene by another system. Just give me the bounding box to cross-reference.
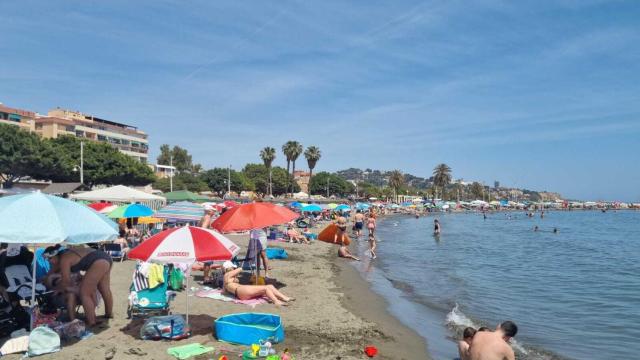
[354,210,365,238]
[469,321,518,360]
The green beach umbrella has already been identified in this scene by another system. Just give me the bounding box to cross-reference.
[327,203,338,209]
[163,190,210,203]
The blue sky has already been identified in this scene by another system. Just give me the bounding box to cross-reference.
[1,1,639,201]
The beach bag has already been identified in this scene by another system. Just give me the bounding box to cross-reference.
[140,315,190,340]
[169,268,185,291]
[27,326,60,356]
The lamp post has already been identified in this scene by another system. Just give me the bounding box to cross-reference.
[169,155,173,192]
[227,165,231,197]
[80,141,84,184]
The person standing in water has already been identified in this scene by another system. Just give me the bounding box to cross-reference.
[354,210,365,238]
[368,233,377,259]
[434,219,441,235]
[367,211,377,236]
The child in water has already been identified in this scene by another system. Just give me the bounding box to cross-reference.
[368,233,377,259]
[458,327,477,360]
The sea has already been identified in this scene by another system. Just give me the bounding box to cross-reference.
[349,210,640,360]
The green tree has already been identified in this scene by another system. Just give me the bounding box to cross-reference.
[153,172,208,193]
[470,182,484,200]
[281,142,294,196]
[308,172,354,197]
[388,170,404,201]
[157,144,200,173]
[433,163,452,200]
[0,124,55,187]
[200,168,255,196]
[260,147,276,196]
[48,135,155,187]
[304,146,321,197]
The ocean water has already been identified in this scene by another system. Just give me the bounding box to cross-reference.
[349,210,640,360]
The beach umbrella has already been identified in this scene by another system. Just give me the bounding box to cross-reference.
[162,190,210,203]
[128,226,240,323]
[0,192,118,244]
[108,203,154,219]
[301,204,322,212]
[334,204,350,212]
[88,202,114,211]
[212,202,299,233]
[155,201,204,222]
[0,192,118,318]
[356,203,370,210]
[118,217,164,225]
[326,203,338,209]
[289,202,302,208]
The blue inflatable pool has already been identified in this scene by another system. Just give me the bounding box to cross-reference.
[215,313,284,345]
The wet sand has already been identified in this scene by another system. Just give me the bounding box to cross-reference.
[3,233,427,359]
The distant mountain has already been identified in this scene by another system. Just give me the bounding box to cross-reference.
[335,168,433,189]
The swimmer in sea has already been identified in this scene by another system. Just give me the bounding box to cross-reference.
[534,225,539,232]
[553,228,558,233]
[434,219,441,235]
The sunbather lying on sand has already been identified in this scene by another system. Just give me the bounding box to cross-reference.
[222,261,294,306]
[287,228,309,244]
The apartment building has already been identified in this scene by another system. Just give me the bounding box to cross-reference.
[1,103,150,162]
[44,108,149,162]
[0,103,36,132]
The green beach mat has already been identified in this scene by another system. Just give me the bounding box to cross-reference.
[167,343,214,359]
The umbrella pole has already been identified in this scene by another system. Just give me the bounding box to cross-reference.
[30,246,38,330]
[186,271,190,325]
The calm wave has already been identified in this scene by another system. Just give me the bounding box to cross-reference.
[350,210,640,360]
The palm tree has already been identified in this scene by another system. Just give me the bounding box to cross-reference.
[282,142,295,197]
[289,141,303,196]
[260,147,276,196]
[304,146,321,198]
[388,170,404,202]
[433,163,452,201]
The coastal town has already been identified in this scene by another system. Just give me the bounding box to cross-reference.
[2,2,639,360]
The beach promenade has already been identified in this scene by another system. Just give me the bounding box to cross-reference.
[2,233,425,360]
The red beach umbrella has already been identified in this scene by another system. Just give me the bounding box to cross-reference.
[88,202,114,211]
[212,202,298,233]
[128,226,240,263]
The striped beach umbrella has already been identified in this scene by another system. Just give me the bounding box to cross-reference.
[154,201,204,222]
[128,226,240,263]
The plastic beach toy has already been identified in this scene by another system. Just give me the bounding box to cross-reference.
[364,345,378,357]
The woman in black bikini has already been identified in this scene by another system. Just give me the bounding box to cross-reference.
[44,245,113,326]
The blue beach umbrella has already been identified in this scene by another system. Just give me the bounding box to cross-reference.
[0,192,119,244]
[108,203,154,219]
[290,202,302,208]
[334,204,351,212]
[356,203,370,210]
[301,204,322,212]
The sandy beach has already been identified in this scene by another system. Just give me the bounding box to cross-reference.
[4,233,426,360]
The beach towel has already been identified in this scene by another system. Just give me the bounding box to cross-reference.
[132,269,149,291]
[147,264,165,289]
[265,248,288,260]
[167,343,214,359]
[195,289,268,308]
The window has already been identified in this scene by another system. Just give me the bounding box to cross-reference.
[97,135,106,141]
[65,125,75,132]
[0,112,7,120]
[35,124,43,130]
[75,130,84,137]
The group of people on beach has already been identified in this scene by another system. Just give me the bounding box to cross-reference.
[333,208,379,261]
[458,321,519,360]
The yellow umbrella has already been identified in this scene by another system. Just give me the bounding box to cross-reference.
[118,217,165,225]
